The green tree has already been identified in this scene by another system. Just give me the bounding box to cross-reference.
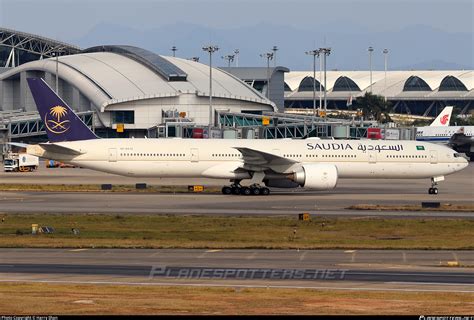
[355,92,392,123]
[452,106,474,126]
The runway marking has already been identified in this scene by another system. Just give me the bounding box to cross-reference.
[452,252,459,262]
[0,197,25,201]
[246,252,258,260]
[347,272,471,278]
[344,250,356,253]
[299,251,308,261]
[0,279,472,293]
[351,252,357,263]
[389,281,474,287]
[198,249,221,258]
[402,252,407,263]
[69,249,89,252]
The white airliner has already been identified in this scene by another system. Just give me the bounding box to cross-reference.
[416,106,474,160]
[25,78,468,195]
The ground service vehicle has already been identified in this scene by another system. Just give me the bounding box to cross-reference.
[3,153,39,172]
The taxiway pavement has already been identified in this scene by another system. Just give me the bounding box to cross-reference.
[0,163,472,217]
[0,249,472,292]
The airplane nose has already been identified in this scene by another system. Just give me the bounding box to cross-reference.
[460,158,469,170]
[463,158,469,167]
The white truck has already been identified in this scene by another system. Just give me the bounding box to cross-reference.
[3,153,39,172]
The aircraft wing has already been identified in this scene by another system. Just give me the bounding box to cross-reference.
[234,147,297,169]
[38,143,84,155]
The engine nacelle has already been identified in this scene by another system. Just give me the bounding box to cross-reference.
[264,179,300,188]
[292,163,338,190]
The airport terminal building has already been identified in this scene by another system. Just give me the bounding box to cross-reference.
[0,29,275,139]
[284,70,473,116]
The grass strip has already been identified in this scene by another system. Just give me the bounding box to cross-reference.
[0,214,473,249]
[0,282,472,315]
[0,183,220,193]
[348,204,474,212]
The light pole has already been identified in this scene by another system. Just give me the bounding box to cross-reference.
[383,48,388,102]
[234,49,239,67]
[368,46,374,93]
[260,52,274,99]
[52,49,62,94]
[202,45,219,128]
[272,46,278,67]
[305,49,320,124]
[319,47,331,115]
[171,46,177,57]
[221,54,234,67]
[319,51,322,113]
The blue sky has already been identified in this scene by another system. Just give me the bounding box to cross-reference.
[1,0,472,69]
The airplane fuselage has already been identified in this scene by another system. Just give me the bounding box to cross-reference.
[28,138,468,181]
[416,126,474,143]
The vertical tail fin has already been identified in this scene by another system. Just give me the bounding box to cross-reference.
[27,78,98,142]
[430,106,453,127]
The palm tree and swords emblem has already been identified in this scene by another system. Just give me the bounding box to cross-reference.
[45,105,71,134]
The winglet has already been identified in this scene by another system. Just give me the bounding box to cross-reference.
[430,106,453,127]
[27,78,98,142]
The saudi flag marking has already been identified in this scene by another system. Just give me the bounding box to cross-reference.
[416,145,425,151]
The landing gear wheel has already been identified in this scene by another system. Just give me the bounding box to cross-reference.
[432,187,438,195]
[232,187,241,195]
[251,187,261,195]
[261,187,270,195]
[222,186,232,195]
[241,187,251,195]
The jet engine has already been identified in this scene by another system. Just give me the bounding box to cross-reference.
[291,163,338,190]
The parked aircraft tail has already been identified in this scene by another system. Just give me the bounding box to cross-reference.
[430,106,453,127]
[27,78,98,142]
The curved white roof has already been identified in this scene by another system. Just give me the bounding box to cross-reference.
[0,51,273,110]
[285,70,473,98]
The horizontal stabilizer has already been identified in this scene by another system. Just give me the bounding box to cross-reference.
[39,143,84,155]
[7,142,30,148]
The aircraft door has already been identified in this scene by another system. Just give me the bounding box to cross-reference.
[108,148,117,162]
[430,150,438,164]
[368,150,377,164]
[191,148,199,162]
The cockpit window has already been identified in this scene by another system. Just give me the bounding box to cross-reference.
[454,153,463,158]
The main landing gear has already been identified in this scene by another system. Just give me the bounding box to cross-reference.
[428,177,439,195]
[221,183,270,196]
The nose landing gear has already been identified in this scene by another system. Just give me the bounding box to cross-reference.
[428,176,443,195]
[428,187,438,195]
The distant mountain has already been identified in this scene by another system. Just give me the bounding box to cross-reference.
[396,59,471,71]
[74,23,473,71]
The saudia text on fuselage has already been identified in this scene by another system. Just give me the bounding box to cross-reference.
[306,142,404,152]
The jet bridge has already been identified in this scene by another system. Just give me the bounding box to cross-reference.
[0,110,95,139]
